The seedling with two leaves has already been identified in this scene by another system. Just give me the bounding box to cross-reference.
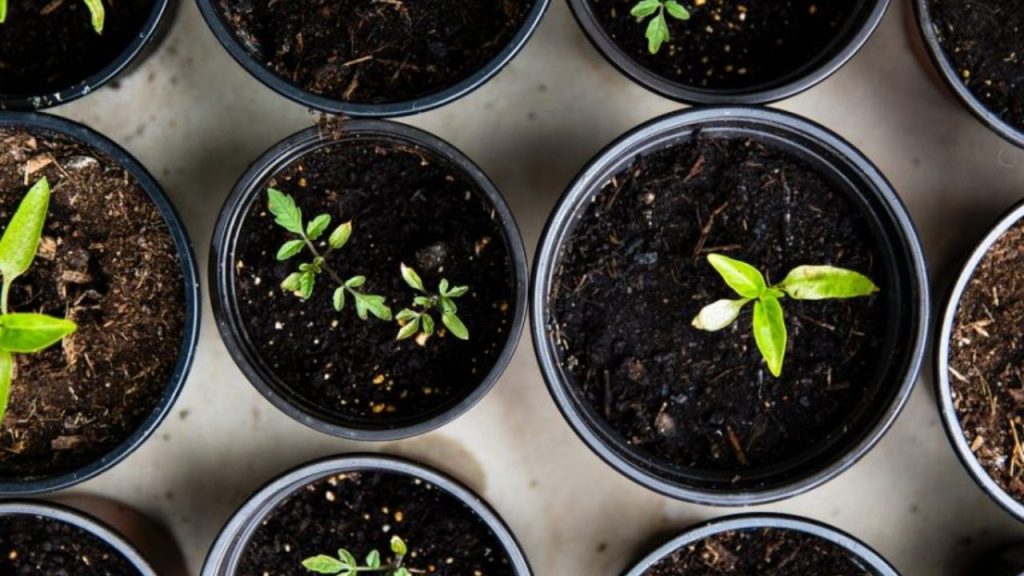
[303,535,417,576]
[396,263,469,344]
[692,253,879,377]
[631,0,690,54]
[0,0,106,34]
[0,178,78,425]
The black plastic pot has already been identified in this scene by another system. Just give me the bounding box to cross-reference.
[195,0,549,117]
[935,199,1024,522]
[621,513,899,576]
[0,111,200,495]
[567,0,889,105]
[0,0,174,111]
[913,0,1024,148]
[201,453,532,576]
[210,119,528,441]
[532,106,929,505]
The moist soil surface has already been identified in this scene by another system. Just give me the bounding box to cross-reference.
[0,0,155,99]
[0,512,141,575]
[644,528,876,575]
[551,135,887,474]
[931,0,1024,132]
[588,0,858,90]
[0,129,186,479]
[215,0,533,104]
[233,136,514,428]
[949,222,1024,503]
[237,470,514,576]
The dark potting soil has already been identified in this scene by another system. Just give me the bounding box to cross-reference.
[948,222,1024,503]
[931,0,1024,132]
[587,0,858,90]
[0,513,141,575]
[233,136,514,426]
[0,0,156,98]
[644,528,876,575]
[237,470,514,576]
[551,135,887,473]
[215,0,533,104]
[0,130,186,478]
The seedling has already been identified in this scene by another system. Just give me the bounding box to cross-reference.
[268,188,392,321]
[0,0,106,34]
[0,178,78,425]
[692,253,879,377]
[630,0,690,54]
[302,535,417,576]
[395,263,469,344]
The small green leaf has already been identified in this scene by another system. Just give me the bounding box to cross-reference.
[397,318,420,340]
[439,279,449,295]
[0,0,7,24]
[391,536,408,557]
[365,550,381,569]
[692,298,749,331]
[344,275,366,288]
[267,188,304,235]
[778,265,879,300]
[306,214,331,240]
[446,285,469,298]
[442,312,469,340]
[413,296,432,308]
[83,0,104,33]
[663,0,690,20]
[298,270,315,300]
[281,272,302,293]
[396,309,419,323]
[753,297,787,377]
[329,222,352,250]
[394,569,411,576]
[0,351,11,425]
[0,313,76,353]
[707,253,767,299]
[277,239,305,261]
[354,293,391,321]
[630,0,661,18]
[400,263,426,293]
[337,549,357,569]
[301,555,344,574]
[333,287,345,311]
[439,297,457,315]
[645,12,670,54]
[421,313,435,336]
[0,178,50,293]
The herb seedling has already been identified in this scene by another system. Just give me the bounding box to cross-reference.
[0,0,106,34]
[268,188,392,321]
[0,178,78,424]
[395,263,469,344]
[302,535,417,576]
[630,0,690,54]
[692,253,879,377]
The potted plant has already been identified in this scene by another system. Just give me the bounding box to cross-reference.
[914,0,1024,148]
[195,0,550,116]
[936,199,1024,522]
[532,106,929,505]
[0,0,171,110]
[621,514,898,575]
[201,454,532,576]
[568,0,890,104]
[0,111,199,495]
[210,119,527,440]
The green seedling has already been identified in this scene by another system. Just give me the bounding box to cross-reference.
[630,0,690,54]
[302,535,416,576]
[395,263,469,345]
[0,0,106,34]
[268,188,391,321]
[0,178,78,424]
[692,253,879,377]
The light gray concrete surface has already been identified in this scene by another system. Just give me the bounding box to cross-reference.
[51,0,1024,574]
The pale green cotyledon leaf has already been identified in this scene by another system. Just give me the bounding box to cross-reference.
[707,253,766,299]
[778,265,879,300]
[753,297,787,377]
[0,313,77,353]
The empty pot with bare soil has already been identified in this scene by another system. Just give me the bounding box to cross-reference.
[621,514,898,576]
[937,200,1024,522]
[211,119,526,440]
[532,107,929,504]
[0,112,199,495]
[195,0,550,116]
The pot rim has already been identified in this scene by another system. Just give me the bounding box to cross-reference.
[0,111,201,495]
[565,0,891,105]
[531,105,929,505]
[201,453,533,576]
[194,0,551,117]
[210,119,528,441]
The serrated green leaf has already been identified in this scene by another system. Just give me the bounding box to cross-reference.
[344,275,366,288]
[397,318,420,340]
[396,309,419,323]
[0,313,76,353]
[0,178,50,308]
[663,0,689,20]
[306,214,331,240]
[333,287,345,311]
[400,263,426,292]
[267,188,303,235]
[354,293,391,321]
[778,265,879,300]
[753,297,787,377]
[277,239,305,261]
[280,272,302,293]
[630,0,661,18]
[707,253,767,299]
[442,312,469,340]
[365,550,381,569]
[83,0,104,33]
[421,313,435,336]
[692,298,748,331]
[337,549,357,569]
[329,222,352,250]
[301,555,345,574]
[446,285,469,298]
[0,351,12,425]
[391,536,408,556]
[645,12,670,54]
